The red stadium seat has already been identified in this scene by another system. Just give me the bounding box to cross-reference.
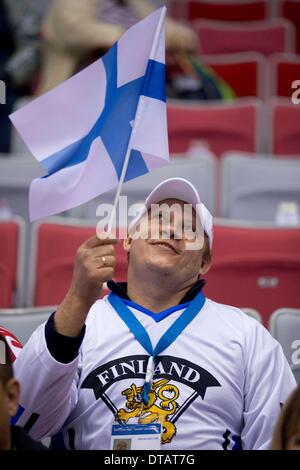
[280,0,300,53]
[202,53,266,99]
[29,218,128,307]
[203,221,300,325]
[194,19,296,56]
[186,0,268,21]
[269,53,300,97]
[0,217,25,308]
[269,98,300,157]
[167,99,262,156]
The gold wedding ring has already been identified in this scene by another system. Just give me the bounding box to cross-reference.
[102,256,106,267]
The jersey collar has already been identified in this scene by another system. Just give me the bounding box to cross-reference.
[107,279,205,304]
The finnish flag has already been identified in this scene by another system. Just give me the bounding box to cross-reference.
[10,7,169,221]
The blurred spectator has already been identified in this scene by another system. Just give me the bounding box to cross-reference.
[0,0,14,84]
[271,386,300,450]
[0,0,16,152]
[4,0,49,89]
[0,0,49,152]
[166,51,235,101]
[35,0,197,94]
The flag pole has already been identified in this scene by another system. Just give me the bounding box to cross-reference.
[107,7,166,234]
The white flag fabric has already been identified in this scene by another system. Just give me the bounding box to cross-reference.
[9,7,169,221]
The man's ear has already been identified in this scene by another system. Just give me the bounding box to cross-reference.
[123,236,132,253]
[199,258,211,277]
[6,379,20,417]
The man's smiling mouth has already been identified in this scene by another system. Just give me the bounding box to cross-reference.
[150,241,179,254]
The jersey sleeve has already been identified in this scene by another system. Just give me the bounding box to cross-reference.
[241,320,297,450]
[13,322,81,440]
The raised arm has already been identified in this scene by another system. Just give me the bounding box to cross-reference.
[14,234,117,439]
[55,234,117,336]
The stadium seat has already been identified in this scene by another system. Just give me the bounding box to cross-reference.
[220,152,300,222]
[194,19,296,56]
[167,99,262,156]
[0,155,50,305]
[69,151,217,219]
[28,218,128,307]
[268,53,300,98]
[242,308,263,323]
[269,98,300,156]
[203,220,300,325]
[269,308,300,384]
[202,52,266,99]
[280,0,300,53]
[186,0,268,21]
[0,217,25,308]
[0,307,54,345]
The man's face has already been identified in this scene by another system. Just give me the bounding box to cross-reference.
[124,198,211,280]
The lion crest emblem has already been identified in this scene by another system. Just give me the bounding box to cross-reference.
[116,379,179,444]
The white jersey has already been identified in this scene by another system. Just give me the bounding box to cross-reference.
[14,295,296,450]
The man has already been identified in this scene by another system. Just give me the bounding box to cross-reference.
[0,332,46,450]
[14,178,296,450]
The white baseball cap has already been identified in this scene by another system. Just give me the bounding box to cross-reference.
[130,177,213,249]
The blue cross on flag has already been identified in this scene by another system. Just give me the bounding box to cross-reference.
[10,7,169,221]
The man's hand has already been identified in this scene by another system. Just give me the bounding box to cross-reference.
[69,234,117,305]
[54,233,118,337]
[166,20,198,54]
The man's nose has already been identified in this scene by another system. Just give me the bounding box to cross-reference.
[160,223,181,240]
